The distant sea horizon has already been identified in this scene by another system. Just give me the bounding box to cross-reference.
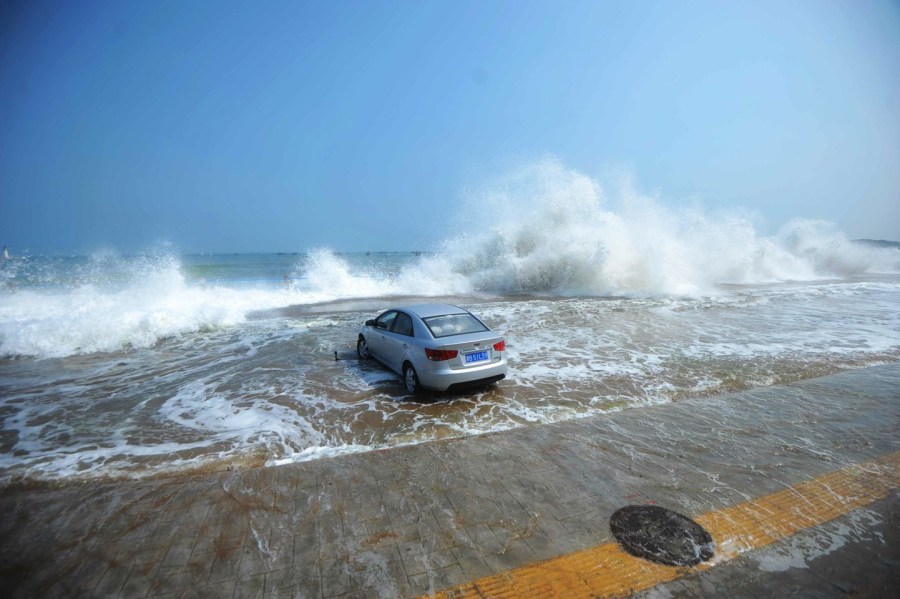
[2,237,897,259]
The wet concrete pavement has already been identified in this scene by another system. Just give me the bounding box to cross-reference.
[1,363,898,598]
[636,493,899,598]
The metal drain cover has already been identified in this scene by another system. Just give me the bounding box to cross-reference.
[610,505,714,566]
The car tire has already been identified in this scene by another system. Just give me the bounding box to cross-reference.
[357,336,370,359]
[403,363,422,394]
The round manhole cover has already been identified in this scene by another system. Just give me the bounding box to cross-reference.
[610,505,714,567]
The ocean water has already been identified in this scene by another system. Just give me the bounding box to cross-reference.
[2,181,899,483]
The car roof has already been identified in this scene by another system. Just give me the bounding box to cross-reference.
[396,303,468,319]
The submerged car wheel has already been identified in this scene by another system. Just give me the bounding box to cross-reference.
[403,363,421,394]
[357,336,370,359]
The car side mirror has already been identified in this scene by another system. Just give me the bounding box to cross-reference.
[365,319,375,327]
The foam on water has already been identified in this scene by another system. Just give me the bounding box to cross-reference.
[2,160,898,360]
[298,160,899,300]
[1,160,899,482]
[0,250,405,359]
[2,277,898,482]
[424,159,898,295]
[0,263,289,358]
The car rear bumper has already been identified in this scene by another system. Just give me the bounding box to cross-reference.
[417,360,508,392]
[445,373,506,393]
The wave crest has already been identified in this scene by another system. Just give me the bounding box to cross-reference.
[0,252,293,358]
[1,159,896,358]
[418,158,899,295]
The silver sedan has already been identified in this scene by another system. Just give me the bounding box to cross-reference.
[357,303,508,393]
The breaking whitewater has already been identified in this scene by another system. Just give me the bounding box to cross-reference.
[2,162,898,483]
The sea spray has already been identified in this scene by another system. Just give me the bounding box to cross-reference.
[1,160,898,360]
[412,158,900,295]
[0,252,295,358]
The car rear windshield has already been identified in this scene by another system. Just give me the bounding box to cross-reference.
[423,313,489,338]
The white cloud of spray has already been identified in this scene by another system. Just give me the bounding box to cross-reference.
[412,156,899,296]
[2,157,896,358]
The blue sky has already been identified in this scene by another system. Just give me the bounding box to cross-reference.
[1,0,898,253]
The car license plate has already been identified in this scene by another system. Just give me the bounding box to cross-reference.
[465,350,489,364]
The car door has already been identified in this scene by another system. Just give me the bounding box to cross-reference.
[381,311,415,372]
[369,311,398,362]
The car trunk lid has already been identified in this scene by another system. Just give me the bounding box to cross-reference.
[436,332,504,370]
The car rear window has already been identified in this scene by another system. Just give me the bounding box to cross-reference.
[423,313,489,338]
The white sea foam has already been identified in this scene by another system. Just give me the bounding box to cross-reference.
[1,159,897,360]
[418,159,898,295]
[2,276,898,482]
[158,379,328,453]
[300,159,899,298]
[0,263,294,358]
[296,249,398,298]
[269,443,376,466]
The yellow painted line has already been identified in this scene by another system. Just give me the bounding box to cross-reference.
[424,452,900,599]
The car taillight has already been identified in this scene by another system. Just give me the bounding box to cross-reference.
[493,340,505,352]
[425,348,458,361]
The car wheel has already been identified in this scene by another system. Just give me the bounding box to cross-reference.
[403,363,421,394]
[357,336,370,359]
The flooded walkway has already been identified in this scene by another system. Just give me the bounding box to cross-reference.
[1,364,898,598]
